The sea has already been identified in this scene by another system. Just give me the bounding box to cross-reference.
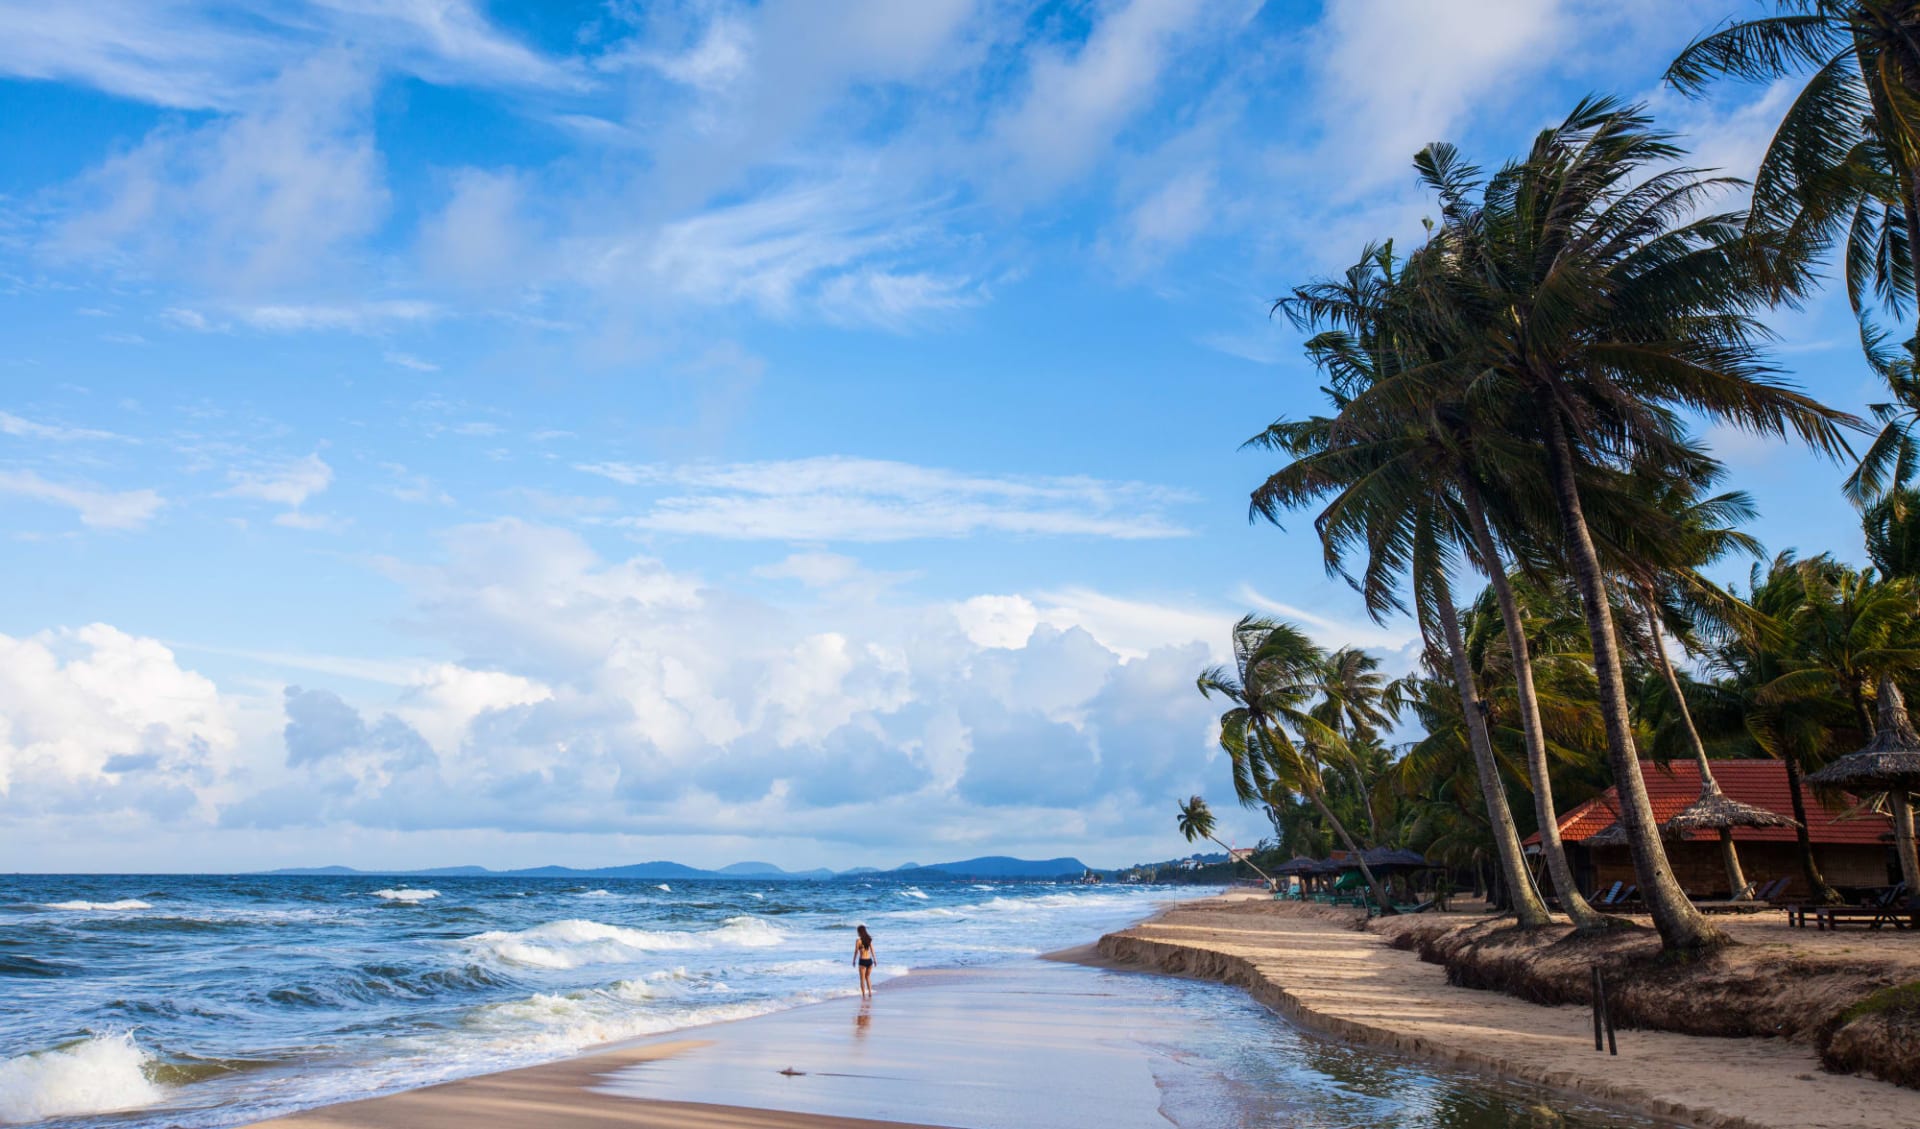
[0,873,1204,1127]
[2,874,1660,1129]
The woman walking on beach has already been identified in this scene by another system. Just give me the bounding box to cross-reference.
[853,925,875,998]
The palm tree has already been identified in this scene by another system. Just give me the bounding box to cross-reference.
[1607,483,1794,900]
[1668,4,1920,354]
[1669,6,1920,509]
[1313,646,1395,841]
[1408,99,1858,951]
[1196,616,1396,913]
[1704,554,1854,902]
[1865,486,1920,576]
[1175,795,1277,888]
[1249,250,1552,928]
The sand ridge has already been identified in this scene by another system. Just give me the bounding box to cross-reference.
[1094,894,1920,1129]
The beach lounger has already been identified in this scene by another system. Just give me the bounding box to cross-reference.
[1812,884,1913,931]
[1590,881,1622,907]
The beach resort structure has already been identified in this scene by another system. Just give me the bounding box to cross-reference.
[1530,760,1894,899]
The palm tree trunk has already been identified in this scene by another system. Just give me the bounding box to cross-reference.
[1543,411,1725,951]
[1460,483,1606,929]
[1782,753,1843,904]
[1300,785,1395,913]
[1434,582,1552,927]
[1209,833,1278,889]
[1891,792,1920,896]
[1641,594,1752,901]
[1347,762,1381,843]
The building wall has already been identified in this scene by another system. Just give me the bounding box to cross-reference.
[1575,842,1893,899]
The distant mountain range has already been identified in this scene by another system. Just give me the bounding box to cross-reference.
[258,855,1096,881]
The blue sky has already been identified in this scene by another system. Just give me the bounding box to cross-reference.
[0,0,1882,872]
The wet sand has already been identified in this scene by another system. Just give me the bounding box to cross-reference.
[249,962,1206,1129]
[1099,894,1920,1129]
[246,942,1649,1129]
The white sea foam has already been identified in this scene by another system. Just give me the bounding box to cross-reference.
[42,899,151,911]
[899,887,929,900]
[746,892,764,899]
[372,889,439,903]
[576,890,613,899]
[654,884,671,892]
[0,1034,167,1123]
[464,917,786,969]
[971,884,995,891]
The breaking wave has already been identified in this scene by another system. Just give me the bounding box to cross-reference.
[0,1034,167,1123]
[462,917,786,970]
[42,899,152,912]
[372,889,440,903]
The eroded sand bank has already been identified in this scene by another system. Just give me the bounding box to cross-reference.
[1095,894,1920,1129]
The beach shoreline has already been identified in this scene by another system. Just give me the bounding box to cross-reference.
[234,888,1655,1129]
[1093,892,1920,1129]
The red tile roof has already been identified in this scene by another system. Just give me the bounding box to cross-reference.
[1526,760,1891,846]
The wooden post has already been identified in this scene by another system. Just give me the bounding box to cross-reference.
[1591,965,1603,1052]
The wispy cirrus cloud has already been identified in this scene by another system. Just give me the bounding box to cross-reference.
[575,456,1193,542]
[0,411,122,442]
[0,470,164,529]
[220,453,333,507]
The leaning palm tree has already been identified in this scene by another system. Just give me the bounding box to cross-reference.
[1197,617,1396,913]
[1410,99,1859,951]
[1253,243,1581,929]
[1175,795,1277,888]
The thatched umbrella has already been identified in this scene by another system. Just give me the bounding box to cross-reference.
[1664,778,1799,901]
[1272,855,1318,896]
[1356,847,1433,872]
[1807,676,1920,895]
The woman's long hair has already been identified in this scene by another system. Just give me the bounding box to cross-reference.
[856,924,872,948]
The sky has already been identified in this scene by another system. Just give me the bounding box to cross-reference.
[0,0,1885,873]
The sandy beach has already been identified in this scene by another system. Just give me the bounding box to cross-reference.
[1098,894,1920,1129]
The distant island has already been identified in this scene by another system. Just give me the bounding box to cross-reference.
[258,855,1098,882]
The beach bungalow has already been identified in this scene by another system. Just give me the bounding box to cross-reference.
[1526,761,1894,900]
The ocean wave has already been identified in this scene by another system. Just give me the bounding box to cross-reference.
[0,1034,167,1123]
[462,916,786,970]
[462,985,845,1058]
[746,892,764,899]
[42,899,152,911]
[898,887,929,900]
[575,890,613,899]
[371,889,439,903]
[654,884,671,892]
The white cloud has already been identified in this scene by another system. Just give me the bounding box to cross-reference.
[0,1,573,111]
[383,350,439,372]
[995,0,1223,188]
[0,411,120,442]
[1308,0,1567,192]
[0,471,163,529]
[56,53,389,289]
[0,624,233,800]
[577,455,1191,541]
[237,300,438,333]
[221,453,333,508]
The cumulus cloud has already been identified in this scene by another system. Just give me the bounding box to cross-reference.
[4,526,1267,856]
[0,625,232,807]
